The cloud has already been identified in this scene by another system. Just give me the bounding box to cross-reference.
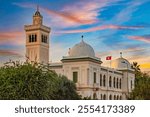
[13,0,121,28]
[13,2,98,26]
[0,31,24,45]
[99,0,148,47]
[112,0,147,24]
[56,25,144,34]
[41,7,97,25]
[0,50,23,57]
[96,46,147,58]
[127,36,150,43]
[13,2,96,25]
[140,63,150,69]
[49,0,121,27]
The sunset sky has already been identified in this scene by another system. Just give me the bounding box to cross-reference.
[0,0,150,72]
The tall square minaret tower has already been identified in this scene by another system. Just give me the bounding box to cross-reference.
[24,7,50,64]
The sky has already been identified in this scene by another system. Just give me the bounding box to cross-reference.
[0,0,150,72]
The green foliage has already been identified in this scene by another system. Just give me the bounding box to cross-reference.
[0,61,81,100]
[129,62,150,100]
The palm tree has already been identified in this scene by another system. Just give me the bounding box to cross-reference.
[131,62,140,72]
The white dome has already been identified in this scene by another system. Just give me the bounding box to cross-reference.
[69,40,95,57]
[112,57,131,69]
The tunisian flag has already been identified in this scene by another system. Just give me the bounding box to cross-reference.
[106,56,112,60]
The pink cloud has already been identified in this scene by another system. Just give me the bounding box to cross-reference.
[13,2,96,25]
[128,36,150,43]
[56,25,143,34]
[41,7,97,25]
[0,50,23,57]
[13,0,120,27]
[0,31,25,45]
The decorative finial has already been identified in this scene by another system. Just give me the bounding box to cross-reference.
[68,48,71,55]
[120,52,122,58]
[81,35,84,42]
[37,5,39,11]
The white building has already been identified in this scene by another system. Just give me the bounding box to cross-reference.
[25,8,135,100]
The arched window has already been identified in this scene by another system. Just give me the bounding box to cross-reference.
[114,95,116,100]
[103,94,106,100]
[34,34,37,42]
[103,75,106,87]
[117,78,119,89]
[117,95,119,100]
[94,72,96,83]
[113,77,116,88]
[120,79,121,89]
[109,95,112,100]
[100,74,102,86]
[120,96,122,100]
[109,76,112,87]
[29,35,32,42]
[32,35,34,42]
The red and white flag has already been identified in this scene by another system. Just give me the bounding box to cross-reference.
[106,56,112,60]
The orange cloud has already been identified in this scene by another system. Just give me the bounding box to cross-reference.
[140,63,150,69]
[128,36,150,43]
[56,25,144,34]
[0,31,24,45]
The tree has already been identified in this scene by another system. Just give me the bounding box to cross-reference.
[129,62,150,100]
[130,73,150,99]
[0,61,81,100]
[131,62,140,72]
[131,62,141,77]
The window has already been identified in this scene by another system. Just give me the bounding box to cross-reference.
[120,79,121,89]
[109,95,112,100]
[35,34,37,42]
[120,96,122,100]
[41,34,48,43]
[73,72,78,83]
[100,74,102,86]
[114,95,116,100]
[29,35,32,42]
[32,35,34,42]
[117,95,119,100]
[103,75,106,87]
[94,72,96,83]
[109,76,112,87]
[103,94,106,100]
[29,34,37,43]
[117,78,119,89]
[113,77,116,88]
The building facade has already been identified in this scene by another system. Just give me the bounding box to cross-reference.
[25,9,135,100]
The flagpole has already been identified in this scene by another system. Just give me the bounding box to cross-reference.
[106,56,112,68]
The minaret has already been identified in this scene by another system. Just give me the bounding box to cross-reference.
[24,6,50,64]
